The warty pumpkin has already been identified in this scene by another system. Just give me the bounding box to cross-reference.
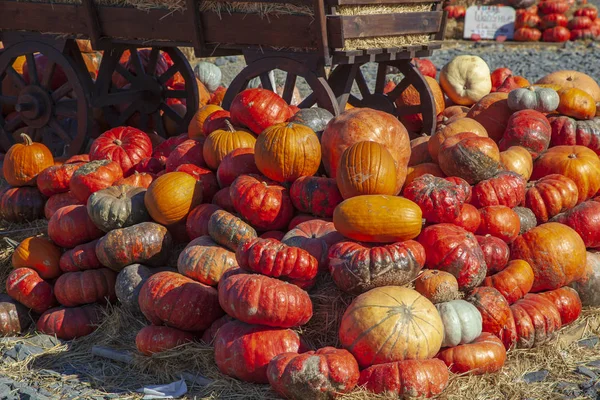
[203,121,257,170]
[414,269,460,304]
[549,116,600,155]
[467,287,517,349]
[69,160,124,203]
[403,174,469,223]
[513,206,537,235]
[551,200,600,248]
[436,333,507,374]
[404,163,446,189]
[54,268,117,307]
[471,171,526,209]
[208,210,257,251]
[333,195,423,243]
[428,117,488,163]
[37,163,82,197]
[477,234,510,275]
[11,236,61,280]
[178,236,237,286]
[499,110,551,159]
[144,172,203,226]
[3,133,54,187]
[289,176,343,218]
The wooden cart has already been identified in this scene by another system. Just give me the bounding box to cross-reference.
[0,0,447,157]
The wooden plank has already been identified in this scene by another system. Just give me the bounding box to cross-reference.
[205,0,311,4]
[329,11,443,39]
[329,0,440,5]
[0,2,87,35]
[81,0,102,48]
[313,0,330,60]
[186,0,205,56]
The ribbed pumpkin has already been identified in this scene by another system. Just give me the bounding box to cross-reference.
[3,133,54,187]
[333,195,422,243]
[216,147,260,188]
[165,138,207,172]
[54,268,117,307]
[476,206,521,244]
[208,210,257,251]
[436,300,483,347]
[89,126,153,176]
[136,325,196,355]
[499,146,533,181]
[289,176,343,218]
[186,204,222,240]
[69,160,124,203]
[48,204,103,248]
[114,171,154,189]
[552,201,600,248]
[87,185,150,232]
[511,222,586,292]
[510,294,562,348]
[499,109,551,159]
[538,286,582,326]
[482,260,534,304]
[339,286,443,368]
[525,174,579,223]
[477,235,510,276]
[414,269,460,304]
[0,186,46,222]
[467,287,517,349]
[59,240,102,272]
[177,236,238,286]
[144,172,203,226]
[0,294,32,335]
[282,220,343,271]
[549,116,600,155]
[203,121,256,170]
[37,163,82,197]
[254,122,321,183]
[336,141,398,199]
[230,88,293,135]
[188,104,223,140]
[9,237,60,280]
[37,304,103,340]
[436,333,507,374]
[6,267,56,314]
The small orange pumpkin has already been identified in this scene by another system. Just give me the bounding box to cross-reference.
[188,105,223,140]
[500,146,533,181]
[557,88,597,120]
[11,236,62,279]
[144,172,203,226]
[4,133,54,187]
[414,269,460,304]
[202,121,256,170]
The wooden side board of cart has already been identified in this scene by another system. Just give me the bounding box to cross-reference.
[0,0,447,157]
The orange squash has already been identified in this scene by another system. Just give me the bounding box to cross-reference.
[11,237,62,279]
[188,104,223,140]
[339,286,444,368]
[395,76,446,132]
[499,146,533,181]
[144,172,203,226]
[254,122,321,183]
[336,141,397,199]
[429,118,488,163]
[202,121,256,170]
[333,195,422,243]
[557,88,597,120]
[3,133,54,187]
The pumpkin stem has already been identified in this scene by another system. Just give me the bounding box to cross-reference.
[113,139,123,146]
[3,237,19,249]
[224,120,235,132]
[20,133,33,146]
[118,185,128,199]
[569,153,577,159]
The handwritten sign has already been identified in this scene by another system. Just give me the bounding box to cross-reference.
[464,6,516,40]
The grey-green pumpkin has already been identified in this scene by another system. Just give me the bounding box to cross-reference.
[194,62,222,92]
[87,185,150,232]
[435,299,483,347]
[508,86,560,113]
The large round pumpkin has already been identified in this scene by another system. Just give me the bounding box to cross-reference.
[510,222,587,292]
[3,133,54,187]
[466,92,513,142]
[144,172,203,226]
[531,145,600,203]
[439,55,492,106]
[333,195,422,243]
[321,108,410,194]
[395,76,446,132]
[230,88,293,134]
[48,204,103,248]
[339,286,443,368]
[254,122,321,183]
[89,126,153,176]
[536,70,600,102]
[203,122,256,170]
[499,109,551,159]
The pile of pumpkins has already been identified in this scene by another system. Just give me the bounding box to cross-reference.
[1,52,600,399]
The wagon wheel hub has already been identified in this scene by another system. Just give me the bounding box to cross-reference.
[136,75,164,114]
[359,93,396,115]
[15,86,53,128]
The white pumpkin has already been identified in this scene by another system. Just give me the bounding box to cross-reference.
[439,55,492,106]
[194,61,222,92]
[435,299,482,347]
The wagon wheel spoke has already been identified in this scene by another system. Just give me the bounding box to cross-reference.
[386,75,411,101]
[160,103,183,124]
[164,89,187,99]
[298,93,316,109]
[6,66,26,89]
[282,73,297,104]
[395,104,421,117]
[374,63,388,94]
[129,48,145,76]
[41,59,57,89]
[48,118,71,142]
[4,114,23,132]
[0,95,18,105]
[158,65,178,85]
[153,112,167,137]
[94,90,143,107]
[259,73,274,92]
[52,82,73,101]
[55,99,79,118]
[115,63,137,84]
[146,48,160,76]
[25,53,38,85]
[117,103,137,126]
[32,127,45,142]
[355,69,371,99]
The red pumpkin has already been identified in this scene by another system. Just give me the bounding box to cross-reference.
[499,110,551,159]
[152,133,188,162]
[36,304,103,340]
[471,171,526,209]
[516,12,541,28]
[568,16,593,29]
[403,174,469,223]
[230,89,293,135]
[538,286,582,325]
[467,287,517,349]
[436,333,507,374]
[230,175,294,231]
[290,176,343,218]
[59,240,102,272]
[418,224,487,290]
[515,27,543,41]
[549,116,600,156]
[575,6,598,20]
[216,147,260,188]
[89,126,152,176]
[114,171,154,189]
[444,4,466,18]
[476,206,521,243]
[186,204,222,240]
[218,274,312,328]
[288,214,331,230]
[525,174,579,223]
[328,240,425,294]
[236,237,319,282]
[539,0,570,14]
[491,68,513,92]
[48,205,103,248]
[165,139,207,172]
[449,204,481,233]
[282,220,344,271]
[477,235,510,275]
[44,192,81,220]
[0,186,46,222]
[411,58,437,78]
[268,347,360,400]
[260,231,285,240]
[543,26,571,42]
[138,271,223,332]
[510,294,562,348]
[541,13,569,29]
[201,315,235,344]
[174,164,219,202]
[69,160,123,203]
[214,320,303,383]
[136,325,195,355]
[54,269,117,307]
[37,163,82,197]
[6,268,56,314]
[496,76,531,93]
[135,157,164,176]
[570,28,597,39]
[203,110,231,135]
[212,187,236,213]
[552,201,600,248]
[482,260,535,304]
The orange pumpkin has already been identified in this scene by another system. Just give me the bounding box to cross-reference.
[254,122,321,183]
[466,92,513,142]
[202,121,256,170]
[339,286,444,368]
[409,135,432,166]
[499,146,533,181]
[414,269,460,304]
[404,163,445,189]
[197,78,211,107]
[510,222,587,292]
[11,237,62,279]
[429,118,488,163]
[336,141,397,199]
[4,133,54,187]
[144,172,203,226]
[536,70,600,103]
[557,88,597,120]
[395,76,446,132]
[531,145,600,202]
[482,259,534,304]
[188,105,223,140]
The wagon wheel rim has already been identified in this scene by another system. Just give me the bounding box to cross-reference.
[94,46,198,137]
[221,57,339,116]
[0,40,90,157]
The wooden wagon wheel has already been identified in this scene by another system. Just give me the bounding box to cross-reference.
[221,56,340,116]
[0,40,91,157]
[328,60,436,136]
[94,46,198,137]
